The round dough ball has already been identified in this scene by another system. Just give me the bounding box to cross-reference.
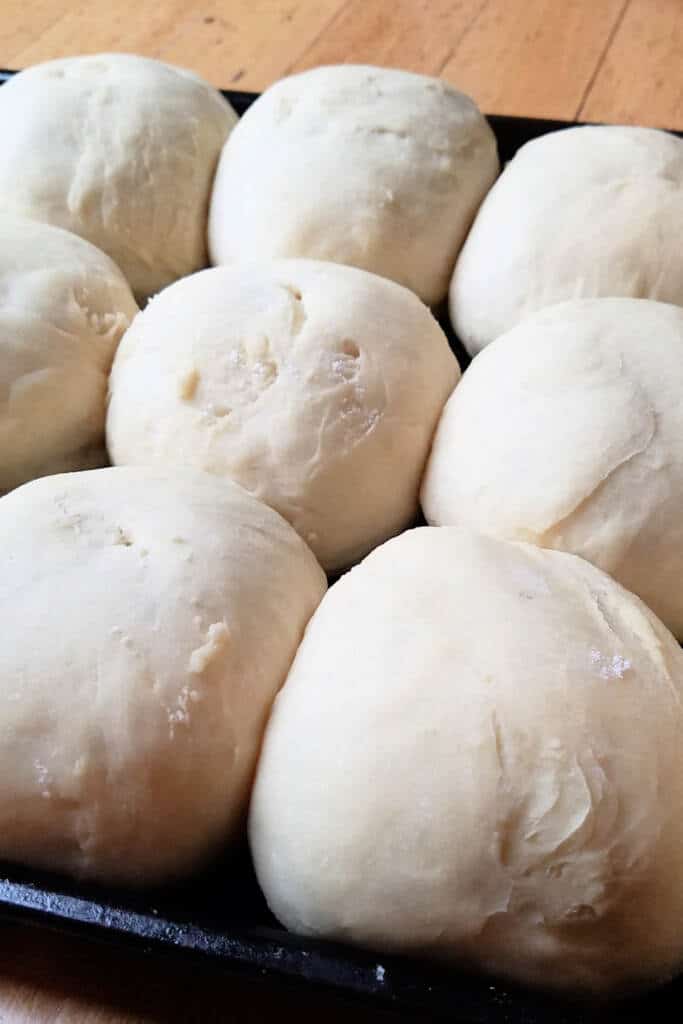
[422,298,683,638]
[0,54,237,301]
[249,526,683,993]
[0,214,138,493]
[450,125,683,355]
[0,467,325,884]
[107,260,459,571]
[209,65,499,306]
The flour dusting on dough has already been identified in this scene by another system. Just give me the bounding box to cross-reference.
[590,649,632,680]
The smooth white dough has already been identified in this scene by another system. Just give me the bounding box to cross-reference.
[422,298,683,638]
[450,125,683,354]
[0,54,237,300]
[0,215,138,493]
[208,65,499,306]
[249,526,683,993]
[106,260,459,571]
[0,467,326,884]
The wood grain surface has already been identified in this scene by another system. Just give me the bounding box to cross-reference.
[0,1,680,1021]
[581,0,683,128]
[1,0,682,126]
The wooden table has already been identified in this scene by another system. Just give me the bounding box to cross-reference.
[1,1,681,1020]
[3,0,683,128]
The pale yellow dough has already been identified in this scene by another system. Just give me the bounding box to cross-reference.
[0,54,237,300]
[209,64,499,306]
[0,215,138,493]
[107,260,459,571]
[0,467,326,884]
[450,125,683,354]
[422,298,683,638]
[250,526,683,993]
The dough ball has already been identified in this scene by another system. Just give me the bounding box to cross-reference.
[0,54,237,301]
[0,467,325,884]
[107,260,459,571]
[450,125,683,355]
[422,298,683,638]
[209,65,498,306]
[0,214,138,493]
[249,526,683,993]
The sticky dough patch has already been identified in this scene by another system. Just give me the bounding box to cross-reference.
[188,621,230,674]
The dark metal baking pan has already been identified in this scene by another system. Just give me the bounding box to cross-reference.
[1,68,682,1021]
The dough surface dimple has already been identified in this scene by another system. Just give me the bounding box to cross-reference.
[107,259,459,571]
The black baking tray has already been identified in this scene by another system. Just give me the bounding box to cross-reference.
[1,68,683,1021]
